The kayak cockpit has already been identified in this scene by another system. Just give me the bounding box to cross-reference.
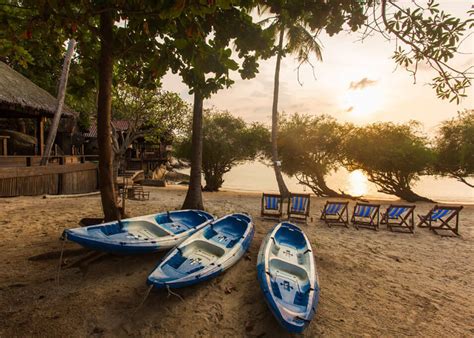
[203,214,249,248]
[161,240,226,278]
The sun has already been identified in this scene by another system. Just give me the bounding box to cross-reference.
[348,170,368,197]
[342,86,384,120]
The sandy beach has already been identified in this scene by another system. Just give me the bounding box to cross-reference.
[0,186,473,337]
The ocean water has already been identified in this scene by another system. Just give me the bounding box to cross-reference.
[189,161,473,204]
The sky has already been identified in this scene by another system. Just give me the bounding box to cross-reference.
[161,1,473,133]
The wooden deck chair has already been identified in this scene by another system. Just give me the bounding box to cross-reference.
[128,184,150,201]
[287,193,311,224]
[261,193,283,220]
[381,204,415,233]
[417,205,463,236]
[351,202,380,231]
[320,201,349,227]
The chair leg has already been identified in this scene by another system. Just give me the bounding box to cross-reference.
[417,215,430,228]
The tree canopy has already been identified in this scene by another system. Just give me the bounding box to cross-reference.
[278,114,353,197]
[434,110,474,188]
[112,84,190,145]
[176,110,270,192]
[344,121,435,202]
[1,0,275,217]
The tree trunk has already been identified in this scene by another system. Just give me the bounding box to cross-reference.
[395,187,434,203]
[271,27,290,197]
[297,172,354,198]
[203,168,224,192]
[455,175,474,188]
[182,91,204,210]
[368,173,434,203]
[313,174,353,198]
[40,39,76,166]
[97,11,120,222]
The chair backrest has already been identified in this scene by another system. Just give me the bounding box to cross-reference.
[264,195,281,210]
[387,206,407,218]
[430,208,453,220]
[289,194,310,214]
[264,196,280,210]
[354,203,379,218]
[325,202,344,215]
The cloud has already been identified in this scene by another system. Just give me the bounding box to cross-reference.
[349,77,377,90]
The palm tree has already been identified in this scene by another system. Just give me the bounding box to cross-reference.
[262,5,323,197]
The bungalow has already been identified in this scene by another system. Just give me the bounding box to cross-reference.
[0,61,78,158]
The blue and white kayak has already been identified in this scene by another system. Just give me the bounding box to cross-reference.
[147,213,254,288]
[63,210,215,254]
[257,222,320,333]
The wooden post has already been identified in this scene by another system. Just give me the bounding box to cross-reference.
[0,136,9,155]
[36,117,45,156]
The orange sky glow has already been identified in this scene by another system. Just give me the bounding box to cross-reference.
[162,1,473,132]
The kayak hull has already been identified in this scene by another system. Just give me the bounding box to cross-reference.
[63,210,215,254]
[147,213,254,288]
[257,222,320,333]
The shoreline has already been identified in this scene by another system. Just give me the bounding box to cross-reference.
[174,161,474,204]
[166,183,474,206]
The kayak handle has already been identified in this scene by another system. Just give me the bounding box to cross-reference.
[295,316,311,323]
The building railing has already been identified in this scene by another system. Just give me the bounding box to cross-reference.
[0,155,99,168]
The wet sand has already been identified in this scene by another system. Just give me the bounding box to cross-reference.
[0,186,473,337]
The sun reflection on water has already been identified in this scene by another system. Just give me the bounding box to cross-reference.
[348,170,368,196]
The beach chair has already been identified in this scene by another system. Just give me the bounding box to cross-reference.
[381,204,415,233]
[128,184,150,201]
[417,205,463,236]
[351,202,380,231]
[287,193,311,224]
[320,201,349,227]
[261,193,283,220]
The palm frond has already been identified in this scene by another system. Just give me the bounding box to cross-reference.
[286,23,323,64]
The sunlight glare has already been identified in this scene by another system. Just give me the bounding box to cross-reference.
[348,170,368,196]
[342,86,383,120]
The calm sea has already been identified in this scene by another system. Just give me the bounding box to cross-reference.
[180,161,473,204]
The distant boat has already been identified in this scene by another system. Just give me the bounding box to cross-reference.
[63,210,215,254]
[257,222,320,333]
[147,213,254,288]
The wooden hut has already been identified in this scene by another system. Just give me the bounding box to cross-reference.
[83,120,169,175]
[0,61,78,156]
[0,61,98,196]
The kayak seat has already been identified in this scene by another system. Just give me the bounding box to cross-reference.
[204,217,247,248]
[294,290,309,307]
[159,222,191,235]
[159,210,213,230]
[127,221,170,238]
[92,221,124,236]
[271,280,282,299]
[166,251,187,269]
[164,251,204,275]
[274,224,307,251]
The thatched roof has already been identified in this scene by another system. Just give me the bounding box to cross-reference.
[0,61,77,118]
[83,120,130,138]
